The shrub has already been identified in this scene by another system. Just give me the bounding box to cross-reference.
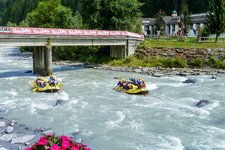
[188,59,204,68]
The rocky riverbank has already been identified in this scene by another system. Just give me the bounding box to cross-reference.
[54,60,225,77]
[0,118,44,150]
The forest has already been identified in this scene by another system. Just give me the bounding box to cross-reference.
[0,0,209,27]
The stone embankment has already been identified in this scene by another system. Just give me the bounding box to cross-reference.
[135,47,225,60]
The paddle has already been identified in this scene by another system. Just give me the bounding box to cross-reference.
[32,88,37,92]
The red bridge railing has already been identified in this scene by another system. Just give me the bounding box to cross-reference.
[0,26,144,40]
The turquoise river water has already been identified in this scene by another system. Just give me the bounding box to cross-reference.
[0,47,225,150]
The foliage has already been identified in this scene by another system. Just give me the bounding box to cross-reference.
[26,0,75,28]
[26,134,91,150]
[154,10,166,33]
[188,58,204,68]
[207,56,225,69]
[206,0,225,42]
[140,0,209,17]
[0,0,39,25]
[180,1,191,36]
[108,56,187,68]
[81,0,142,32]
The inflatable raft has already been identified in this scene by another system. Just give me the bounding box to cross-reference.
[114,78,149,95]
[32,76,62,92]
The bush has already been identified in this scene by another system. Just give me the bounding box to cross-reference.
[188,59,204,68]
[207,56,225,69]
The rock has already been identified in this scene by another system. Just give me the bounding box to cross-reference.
[75,138,83,144]
[178,72,189,76]
[9,120,17,126]
[54,99,66,106]
[5,126,14,134]
[24,70,32,73]
[182,78,196,84]
[11,135,35,144]
[211,75,217,79]
[43,130,54,135]
[152,73,164,77]
[0,147,8,150]
[0,134,15,142]
[134,69,142,73]
[0,122,6,128]
[71,129,80,136]
[196,100,209,108]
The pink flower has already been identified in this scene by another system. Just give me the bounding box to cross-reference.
[51,144,60,150]
[62,139,71,149]
[85,148,91,150]
[72,147,79,150]
[25,147,32,150]
[61,135,72,141]
[37,136,49,145]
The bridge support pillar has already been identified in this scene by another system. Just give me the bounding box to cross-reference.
[33,46,52,76]
[110,45,127,58]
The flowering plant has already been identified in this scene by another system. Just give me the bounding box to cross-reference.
[26,134,91,150]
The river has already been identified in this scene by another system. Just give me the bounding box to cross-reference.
[0,47,225,150]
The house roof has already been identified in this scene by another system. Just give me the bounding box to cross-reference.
[142,13,207,25]
[142,18,156,25]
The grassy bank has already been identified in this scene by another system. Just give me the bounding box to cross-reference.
[141,38,225,49]
[103,39,225,69]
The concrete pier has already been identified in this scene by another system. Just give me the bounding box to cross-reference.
[33,46,52,76]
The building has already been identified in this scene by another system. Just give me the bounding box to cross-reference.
[142,11,207,37]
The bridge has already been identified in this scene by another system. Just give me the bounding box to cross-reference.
[0,26,144,75]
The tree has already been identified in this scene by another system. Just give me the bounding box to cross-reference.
[180,1,191,36]
[81,0,142,32]
[206,0,225,42]
[154,10,166,34]
[1,0,39,25]
[26,0,74,28]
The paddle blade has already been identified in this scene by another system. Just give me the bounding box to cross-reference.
[57,83,63,87]
[32,88,37,92]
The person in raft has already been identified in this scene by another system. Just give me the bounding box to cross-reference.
[49,74,58,86]
[114,78,126,90]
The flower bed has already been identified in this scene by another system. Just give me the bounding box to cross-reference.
[26,134,91,150]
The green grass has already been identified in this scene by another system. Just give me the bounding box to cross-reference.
[141,38,225,49]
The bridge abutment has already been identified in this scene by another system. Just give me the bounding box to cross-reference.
[33,46,52,76]
[110,40,139,58]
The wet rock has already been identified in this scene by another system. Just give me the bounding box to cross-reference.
[0,122,6,128]
[0,134,15,142]
[75,138,83,144]
[178,72,189,76]
[24,70,32,73]
[43,130,54,135]
[152,73,164,77]
[196,100,209,108]
[11,135,35,144]
[211,75,217,79]
[54,99,66,106]
[71,129,80,136]
[5,126,14,134]
[182,78,196,84]
[9,120,17,127]
[134,69,142,73]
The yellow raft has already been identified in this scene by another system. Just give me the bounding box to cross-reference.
[32,77,62,92]
[115,85,149,95]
